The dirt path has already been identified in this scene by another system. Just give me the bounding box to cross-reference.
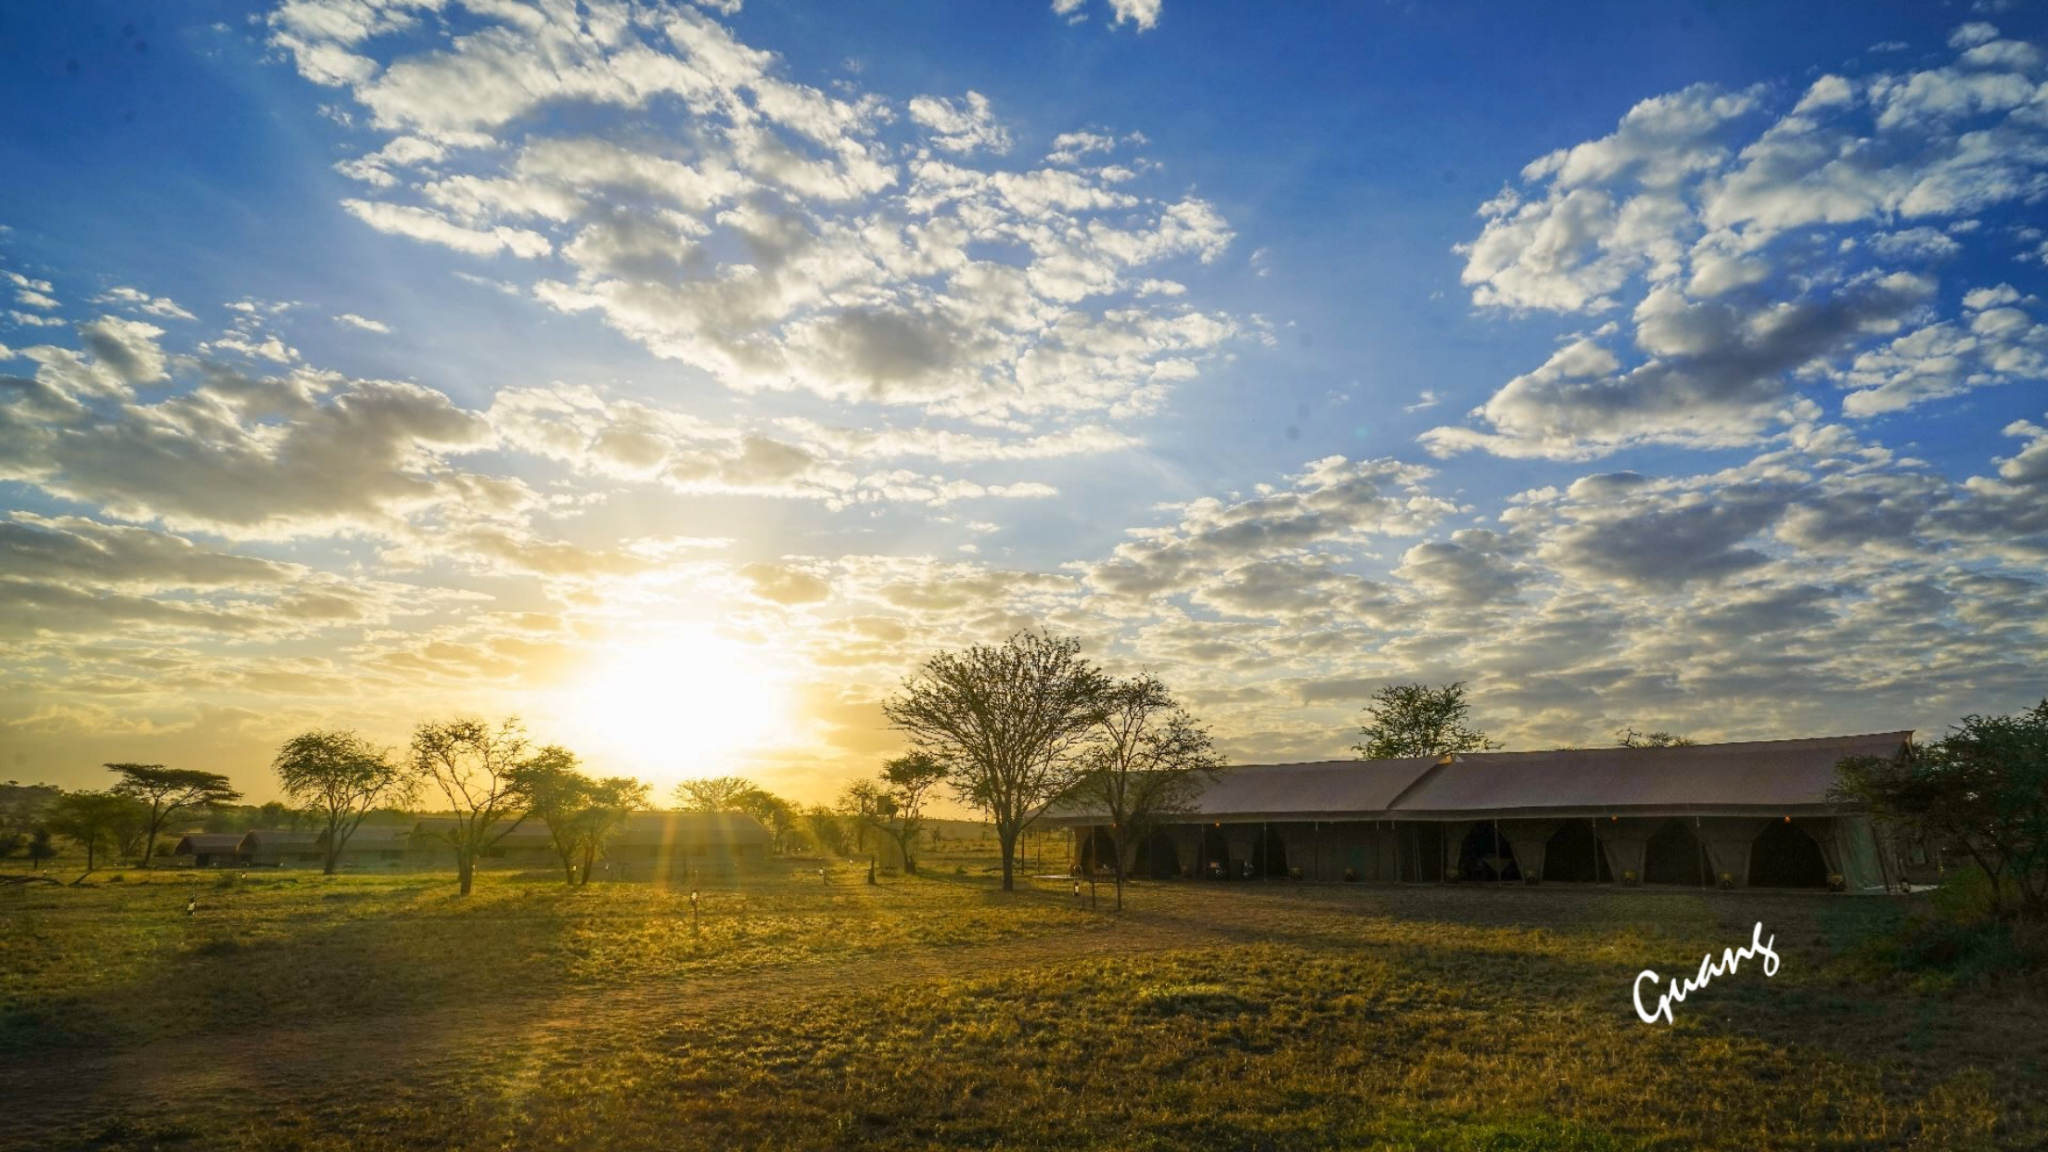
[0,913,1224,1146]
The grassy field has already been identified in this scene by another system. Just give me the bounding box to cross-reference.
[3,861,2044,1151]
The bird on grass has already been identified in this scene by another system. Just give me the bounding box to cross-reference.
[185,897,197,916]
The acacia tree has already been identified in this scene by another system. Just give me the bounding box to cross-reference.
[839,753,949,875]
[804,804,851,857]
[106,764,241,867]
[572,776,649,884]
[1069,675,1227,911]
[511,748,647,886]
[733,788,802,854]
[513,746,597,887]
[408,717,533,896]
[1834,701,2048,920]
[1617,728,1697,748]
[673,775,759,813]
[1353,682,1497,760]
[46,791,135,877]
[884,630,1109,891]
[272,730,412,875]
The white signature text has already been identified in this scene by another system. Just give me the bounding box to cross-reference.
[1633,920,1780,1025]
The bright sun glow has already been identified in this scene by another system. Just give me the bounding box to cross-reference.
[560,625,793,786]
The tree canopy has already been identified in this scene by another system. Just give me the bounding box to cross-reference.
[273,729,411,874]
[1068,674,1226,910]
[1617,728,1697,748]
[1834,700,2048,920]
[46,790,139,875]
[407,717,533,896]
[673,775,761,813]
[1353,682,1496,760]
[106,763,241,868]
[884,630,1109,891]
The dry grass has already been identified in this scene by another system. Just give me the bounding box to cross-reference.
[3,864,2043,1150]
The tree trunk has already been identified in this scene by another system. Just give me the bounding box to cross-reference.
[997,824,1017,891]
[1112,826,1127,913]
[457,849,475,896]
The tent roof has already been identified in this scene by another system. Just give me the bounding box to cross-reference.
[172,834,245,853]
[1385,731,1912,818]
[613,811,773,846]
[1043,731,1911,824]
[241,829,321,848]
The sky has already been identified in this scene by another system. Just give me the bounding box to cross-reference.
[2,0,2045,807]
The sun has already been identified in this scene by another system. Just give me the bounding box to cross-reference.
[560,625,792,785]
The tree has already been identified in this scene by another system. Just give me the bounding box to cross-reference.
[46,791,138,876]
[1618,728,1697,748]
[510,747,648,886]
[510,746,594,887]
[1353,682,1496,760]
[884,630,1110,891]
[732,788,803,854]
[573,776,649,884]
[804,804,852,857]
[407,717,534,896]
[26,828,55,870]
[839,753,949,875]
[106,764,242,868]
[273,729,412,875]
[1069,674,1227,911]
[673,775,759,813]
[1834,701,2048,920]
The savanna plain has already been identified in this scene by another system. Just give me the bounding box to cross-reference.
[3,857,2043,1152]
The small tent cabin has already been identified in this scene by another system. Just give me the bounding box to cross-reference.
[172,833,248,868]
[241,829,324,868]
[1049,731,1910,892]
[406,818,556,867]
[317,825,413,870]
[599,811,773,878]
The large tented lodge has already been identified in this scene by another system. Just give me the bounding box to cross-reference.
[170,811,773,873]
[1046,732,1915,892]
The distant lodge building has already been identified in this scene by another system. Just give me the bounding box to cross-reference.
[172,811,773,874]
[1047,732,1913,892]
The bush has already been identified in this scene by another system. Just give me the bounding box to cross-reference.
[1853,867,2048,988]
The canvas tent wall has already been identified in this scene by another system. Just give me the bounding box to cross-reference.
[601,811,773,877]
[1046,732,1908,892]
[241,830,323,868]
[172,833,247,868]
[406,818,555,866]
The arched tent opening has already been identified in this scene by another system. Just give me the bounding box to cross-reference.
[1458,824,1519,882]
[1748,820,1830,888]
[1199,824,1231,879]
[1135,830,1180,879]
[1250,826,1288,878]
[1542,820,1611,883]
[1080,827,1117,874]
[1642,820,1709,886]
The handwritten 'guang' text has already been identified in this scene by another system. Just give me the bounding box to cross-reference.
[1633,921,1780,1025]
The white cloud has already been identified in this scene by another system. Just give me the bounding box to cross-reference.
[273,1,1236,421]
[94,287,198,321]
[907,91,1012,155]
[342,199,553,258]
[336,312,393,333]
[1435,26,2048,459]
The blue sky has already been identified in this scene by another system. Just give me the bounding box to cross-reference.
[2,0,2045,802]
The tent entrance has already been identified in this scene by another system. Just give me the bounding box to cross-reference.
[1198,825,1231,879]
[1458,824,1520,882]
[1643,820,1709,886]
[1748,821,1829,888]
[1135,830,1180,879]
[1250,826,1287,878]
[1542,820,1611,883]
